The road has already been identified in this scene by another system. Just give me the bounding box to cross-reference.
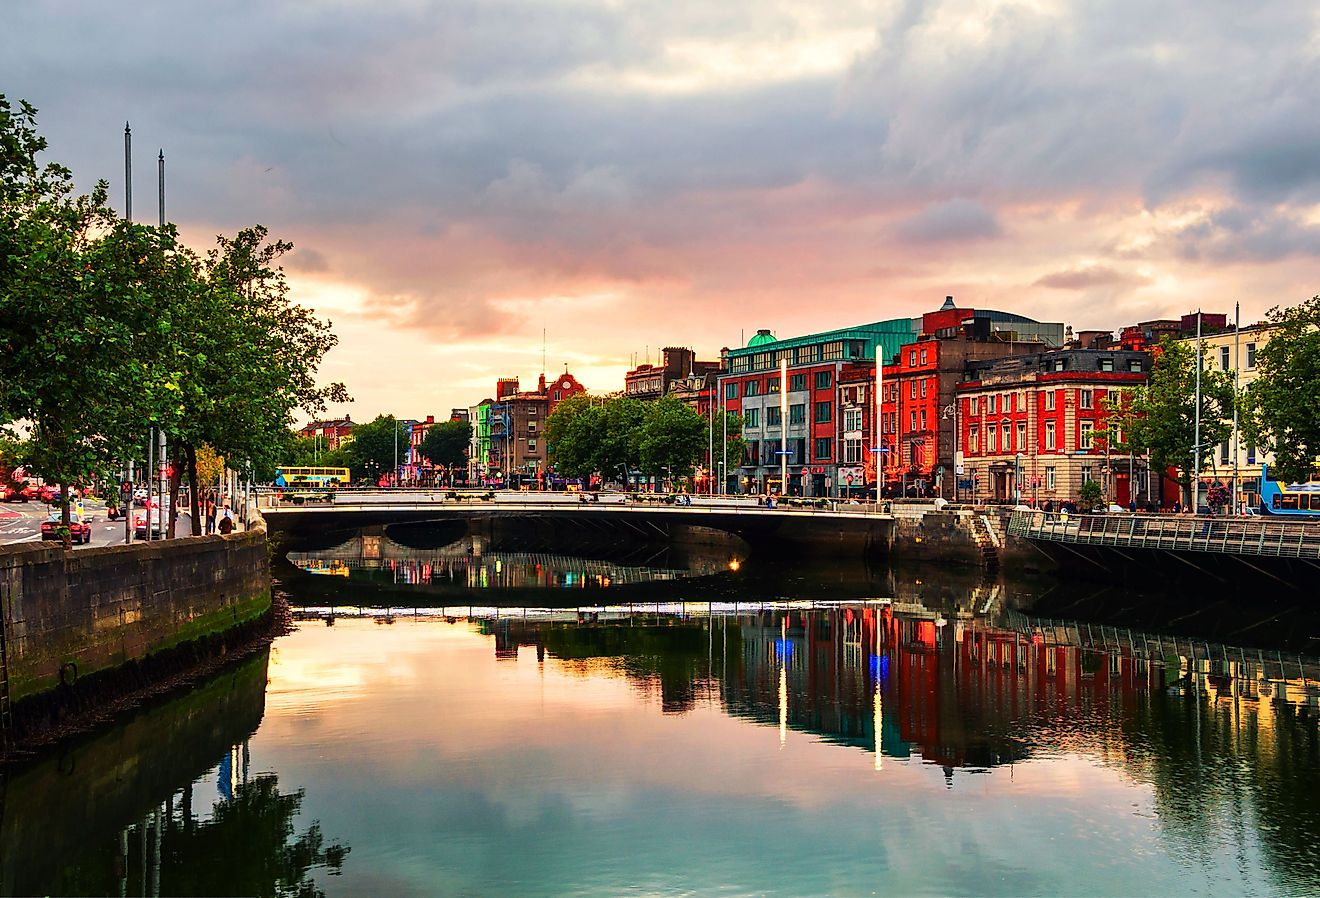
[0,499,195,548]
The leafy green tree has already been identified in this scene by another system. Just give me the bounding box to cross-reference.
[1112,336,1234,507]
[0,97,191,543]
[418,420,472,468]
[344,415,401,483]
[638,396,706,478]
[1244,296,1320,483]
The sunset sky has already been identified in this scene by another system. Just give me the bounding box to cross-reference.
[8,0,1320,421]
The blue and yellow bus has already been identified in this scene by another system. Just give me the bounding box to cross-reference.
[274,466,350,490]
[1258,465,1320,518]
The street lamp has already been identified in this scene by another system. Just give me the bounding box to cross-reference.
[940,402,957,501]
[1014,452,1024,505]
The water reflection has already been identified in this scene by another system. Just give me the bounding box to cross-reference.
[1,651,349,897]
[286,533,735,595]
[281,599,1320,894]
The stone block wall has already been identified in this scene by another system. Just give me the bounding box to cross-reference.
[0,528,271,704]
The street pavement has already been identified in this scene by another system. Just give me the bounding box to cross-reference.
[0,499,195,548]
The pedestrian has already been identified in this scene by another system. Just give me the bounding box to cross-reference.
[218,514,235,535]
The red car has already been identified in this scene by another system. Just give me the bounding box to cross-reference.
[41,512,92,544]
[2,483,36,502]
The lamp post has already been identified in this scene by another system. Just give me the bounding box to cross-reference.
[1014,452,1024,505]
[940,402,957,501]
[779,358,788,496]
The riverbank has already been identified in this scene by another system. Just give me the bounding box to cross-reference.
[1,510,273,757]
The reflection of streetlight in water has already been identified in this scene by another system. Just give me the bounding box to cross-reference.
[778,617,788,748]
[728,557,740,572]
[873,685,883,771]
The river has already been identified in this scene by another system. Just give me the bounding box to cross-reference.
[5,535,1320,896]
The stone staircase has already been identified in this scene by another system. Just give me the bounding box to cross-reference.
[970,513,1001,572]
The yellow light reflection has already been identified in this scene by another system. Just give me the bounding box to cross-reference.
[778,664,787,748]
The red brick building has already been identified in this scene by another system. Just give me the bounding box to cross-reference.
[489,371,587,479]
[956,349,1152,505]
[298,416,353,450]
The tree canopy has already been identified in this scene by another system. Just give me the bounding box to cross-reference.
[0,95,348,539]
[343,415,401,482]
[1109,336,1234,504]
[546,393,717,485]
[1244,296,1320,483]
[417,420,472,468]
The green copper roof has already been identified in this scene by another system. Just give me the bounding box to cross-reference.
[746,329,777,347]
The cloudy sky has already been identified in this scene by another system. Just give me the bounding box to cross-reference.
[7,0,1320,421]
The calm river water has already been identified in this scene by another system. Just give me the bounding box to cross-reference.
[6,537,1320,897]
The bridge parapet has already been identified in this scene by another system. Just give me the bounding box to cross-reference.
[1008,510,1320,559]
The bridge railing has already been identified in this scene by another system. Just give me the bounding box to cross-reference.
[1008,510,1320,559]
[257,490,899,518]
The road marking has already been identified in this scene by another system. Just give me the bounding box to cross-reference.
[1,534,39,545]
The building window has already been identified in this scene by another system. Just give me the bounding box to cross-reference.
[987,424,997,452]
[920,409,927,429]
[920,379,928,398]
[1220,441,1230,464]
[1100,357,1114,372]
[1129,360,1142,372]
[528,421,538,432]
[910,411,917,430]
[789,373,807,392]
[815,371,833,390]
[745,380,760,397]
[1080,389,1094,409]
[1016,422,1026,450]
[527,439,537,451]
[1000,426,1010,452]
[1046,466,1056,490]
[1246,342,1257,368]
[767,407,782,427]
[1045,390,1056,410]
[1080,421,1094,450]
[920,348,928,365]
[745,407,760,428]
[725,383,738,400]
[843,407,862,432]
[1081,464,1093,484]
[1247,442,1257,464]
[843,438,862,463]
[988,395,997,414]
[970,426,980,453]
[909,350,917,366]
[815,437,832,460]
[731,356,750,374]
[790,403,806,425]
[822,342,845,361]
[970,396,979,414]
[1045,421,1056,450]
[797,345,820,364]
[767,378,780,393]
[1053,358,1066,372]
[815,401,832,424]
[1220,346,1230,371]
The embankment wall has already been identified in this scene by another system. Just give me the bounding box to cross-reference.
[0,526,271,710]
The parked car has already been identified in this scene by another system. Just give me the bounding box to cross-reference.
[1,483,26,502]
[41,512,92,544]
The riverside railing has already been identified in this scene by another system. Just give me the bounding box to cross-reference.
[1007,510,1320,559]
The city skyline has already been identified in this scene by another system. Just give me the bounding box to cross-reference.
[9,0,1320,420]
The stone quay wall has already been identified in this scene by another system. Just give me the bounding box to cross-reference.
[0,525,271,708]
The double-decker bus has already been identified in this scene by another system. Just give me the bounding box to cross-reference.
[1258,465,1320,518]
[274,466,350,490]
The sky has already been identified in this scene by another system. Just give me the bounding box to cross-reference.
[6,0,1320,422]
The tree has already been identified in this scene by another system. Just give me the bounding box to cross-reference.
[638,396,707,478]
[343,415,401,483]
[1078,478,1102,508]
[1244,296,1320,484]
[1111,336,1234,507]
[418,420,472,468]
[0,97,191,544]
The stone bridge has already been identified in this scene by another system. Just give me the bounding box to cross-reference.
[259,492,898,557]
